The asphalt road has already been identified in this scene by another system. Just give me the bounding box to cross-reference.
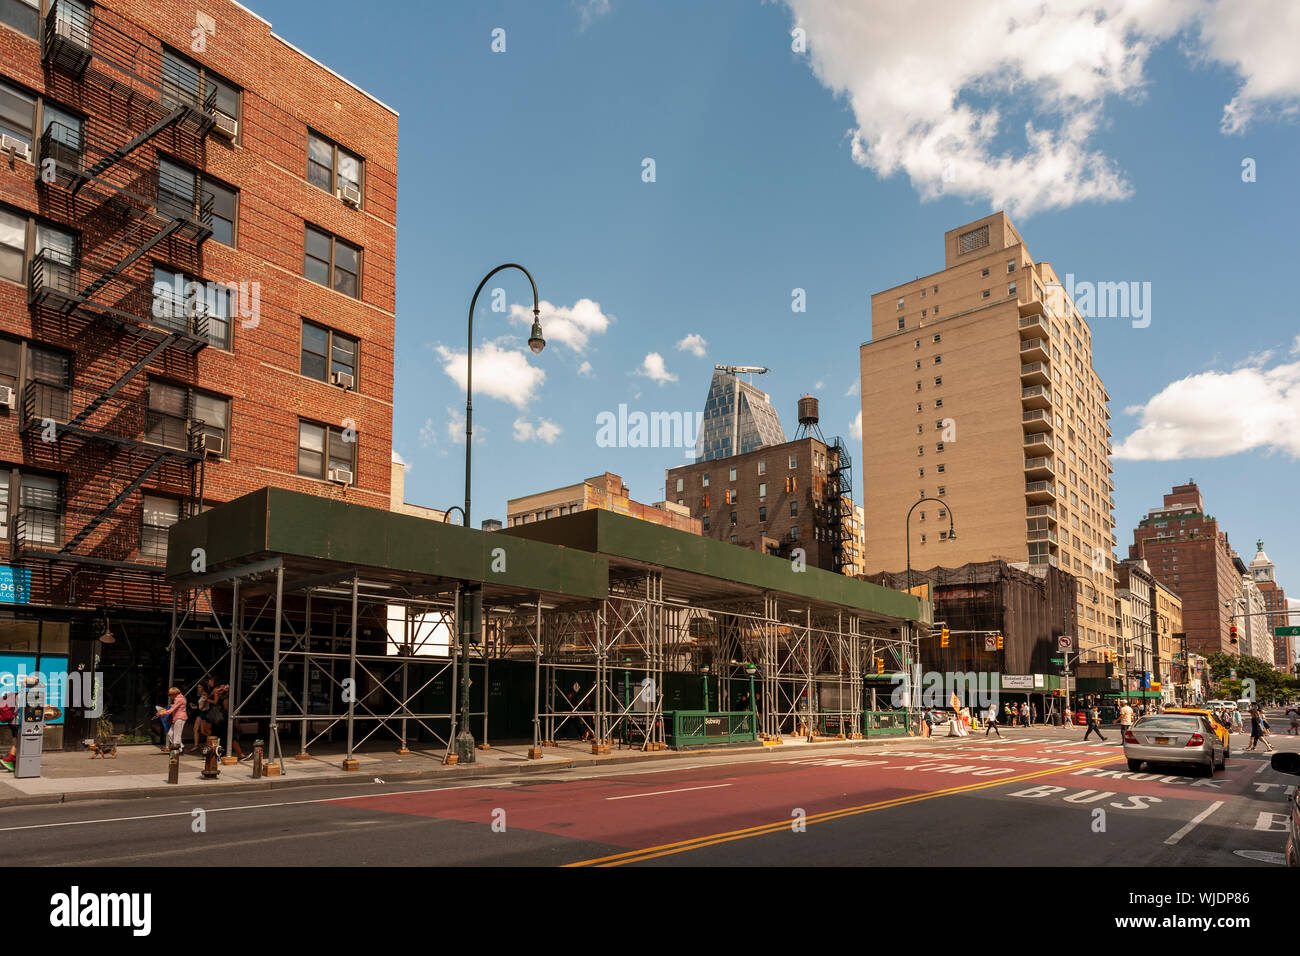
[2,723,1296,868]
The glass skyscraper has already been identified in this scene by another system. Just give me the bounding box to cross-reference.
[694,370,787,462]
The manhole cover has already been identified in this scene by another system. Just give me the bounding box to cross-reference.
[1232,849,1286,865]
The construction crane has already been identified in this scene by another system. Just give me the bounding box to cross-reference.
[714,365,769,378]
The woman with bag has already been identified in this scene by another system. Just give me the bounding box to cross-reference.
[1246,705,1273,752]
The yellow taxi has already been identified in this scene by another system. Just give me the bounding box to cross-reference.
[1162,708,1231,757]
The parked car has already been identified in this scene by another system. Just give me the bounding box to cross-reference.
[1270,752,1300,867]
[1123,714,1224,776]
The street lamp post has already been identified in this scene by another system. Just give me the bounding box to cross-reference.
[904,498,956,719]
[455,264,546,765]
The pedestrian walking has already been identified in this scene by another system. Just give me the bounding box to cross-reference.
[985,703,1001,737]
[1118,700,1134,732]
[1083,703,1106,742]
[1021,701,1031,727]
[160,686,187,753]
[1246,706,1274,752]
[0,690,18,772]
[1287,706,1299,736]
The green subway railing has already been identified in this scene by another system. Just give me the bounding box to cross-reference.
[666,710,758,747]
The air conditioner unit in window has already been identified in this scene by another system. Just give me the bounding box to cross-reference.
[55,16,91,47]
[338,184,362,207]
[0,386,13,410]
[330,370,355,390]
[0,135,32,163]
[204,434,225,457]
[212,111,238,140]
[328,466,353,485]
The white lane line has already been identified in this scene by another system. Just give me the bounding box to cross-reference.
[0,780,515,833]
[606,784,732,801]
[1255,761,1269,774]
[1164,800,1224,845]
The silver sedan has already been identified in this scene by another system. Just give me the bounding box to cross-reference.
[1123,714,1224,776]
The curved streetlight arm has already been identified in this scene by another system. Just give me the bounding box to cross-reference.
[464,264,541,526]
[904,496,957,596]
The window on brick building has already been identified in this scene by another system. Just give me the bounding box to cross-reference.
[758,482,766,499]
[758,506,766,523]
[702,515,709,531]
[0,0,40,38]
[789,501,797,516]
[301,320,358,388]
[729,511,737,527]
[0,79,35,150]
[298,419,357,481]
[162,48,240,122]
[140,495,181,561]
[146,381,229,454]
[10,471,61,548]
[308,130,365,201]
[304,225,361,298]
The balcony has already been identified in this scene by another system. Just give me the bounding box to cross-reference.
[1020,361,1050,386]
[27,249,80,310]
[1026,504,1057,520]
[37,122,85,190]
[1021,385,1052,409]
[1018,312,1048,338]
[1020,337,1049,362]
[1022,408,1052,432]
[1028,528,1059,544]
[43,1,93,77]
[1028,553,1060,569]
[1025,481,1056,502]
[1024,456,1054,478]
[1023,431,1052,455]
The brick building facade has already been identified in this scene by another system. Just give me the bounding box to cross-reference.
[0,0,396,741]
[665,435,853,572]
[1130,484,1239,659]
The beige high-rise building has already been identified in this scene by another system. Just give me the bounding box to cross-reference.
[859,212,1120,661]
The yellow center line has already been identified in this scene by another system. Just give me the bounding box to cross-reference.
[564,751,1121,867]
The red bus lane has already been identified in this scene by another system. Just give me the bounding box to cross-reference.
[326,737,1131,856]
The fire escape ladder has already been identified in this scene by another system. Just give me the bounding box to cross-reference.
[59,450,170,554]
[74,217,183,303]
[70,105,188,197]
[64,333,181,431]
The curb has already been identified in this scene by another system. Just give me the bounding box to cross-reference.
[0,733,956,809]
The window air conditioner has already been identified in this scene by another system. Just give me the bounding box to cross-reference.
[212,111,238,140]
[338,184,362,207]
[0,135,31,163]
[328,466,353,485]
[204,434,225,457]
[55,17,91,47]
[330,370,354,390]
[0,386,14,410]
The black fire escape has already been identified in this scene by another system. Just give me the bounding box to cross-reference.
[16,0,219,573]
[828,437,853,575]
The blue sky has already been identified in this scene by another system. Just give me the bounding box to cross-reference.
[253,0,1300,611]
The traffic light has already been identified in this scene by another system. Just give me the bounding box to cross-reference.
[996,632,1004,650]
[876,657,885,674]
[1229,624,1238,644]
[940,626,950,648]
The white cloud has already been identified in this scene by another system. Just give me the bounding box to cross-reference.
[844,381,860,397]
[1113,356,1300,461]
[578,360,594,377]
[1197,0,1300,133]
[849,409,862,440]
[676,333,708,358]
[513,417,563,444]
[638,352,677,385]
[509,298,611,353]
[784,0,1300,216]
[418,418,437,448]
[434,342,546,409]
[574,0,611,30]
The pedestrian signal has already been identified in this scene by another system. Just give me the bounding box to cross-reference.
[996,632,1004,650]
[940,626,950,647]
[875,657,884,674]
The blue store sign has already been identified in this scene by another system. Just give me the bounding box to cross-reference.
[0,566,31,604]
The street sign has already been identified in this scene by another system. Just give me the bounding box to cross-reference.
[984,635,997,652]
[1275,625,1300,637]
[1057,635,1073,650]
[1049,656,1064,664]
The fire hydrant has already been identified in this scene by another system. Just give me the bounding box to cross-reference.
[200,736,221,779]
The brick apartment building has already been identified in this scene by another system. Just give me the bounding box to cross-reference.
[665,434,854,572]
[1130,483,1239,658]
[507,472,701,535]
[858,213,1121,664]
[0,0,396,741]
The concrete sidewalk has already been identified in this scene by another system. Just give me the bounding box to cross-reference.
[0,731,961,808]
